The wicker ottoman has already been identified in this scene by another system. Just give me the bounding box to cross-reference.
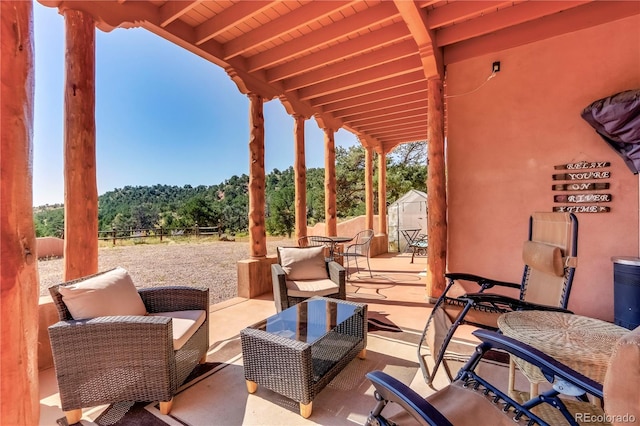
[240,296,367,418]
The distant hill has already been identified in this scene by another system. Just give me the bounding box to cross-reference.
[33,143,427,237]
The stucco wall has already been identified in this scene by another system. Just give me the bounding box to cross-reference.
[446,15,640,321]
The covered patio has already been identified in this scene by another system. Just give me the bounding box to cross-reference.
[2,1,639,425]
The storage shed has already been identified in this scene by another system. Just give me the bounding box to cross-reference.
[388,189,428,252]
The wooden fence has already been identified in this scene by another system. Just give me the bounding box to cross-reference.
[97,225,220,244]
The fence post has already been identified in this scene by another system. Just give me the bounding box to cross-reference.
[159,226,163,242]
[112,227,116,246]
[194,223,199,237]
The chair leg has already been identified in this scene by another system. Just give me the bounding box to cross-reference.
[299,401,313,418]
[365,256,372,277]
[159,398,173,415]
[64,409,82,425]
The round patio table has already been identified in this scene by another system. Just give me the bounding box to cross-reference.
[498,310,627,385]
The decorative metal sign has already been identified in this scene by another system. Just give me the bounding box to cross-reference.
[552,161,611,213]
[553,194,611,203]
[553,206,610,213]
[554,161,610,170]
[552,171,611,181]
[552,182,609,191]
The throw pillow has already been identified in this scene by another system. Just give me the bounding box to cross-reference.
[278,246,327,280]
[58,267,147,320]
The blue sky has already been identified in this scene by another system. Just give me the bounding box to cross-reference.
[32,3,358,206]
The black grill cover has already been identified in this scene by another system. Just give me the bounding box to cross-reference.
[581,89,640,174]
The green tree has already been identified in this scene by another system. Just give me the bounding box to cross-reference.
[266,168,295,237]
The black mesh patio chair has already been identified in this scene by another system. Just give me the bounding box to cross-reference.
[418,212,578,385]
[367,327,639,426]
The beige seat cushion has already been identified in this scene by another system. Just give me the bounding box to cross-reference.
[285,278,339,298]
[58,267,147,320]
[150,310,207,350]
[278,246,327,280]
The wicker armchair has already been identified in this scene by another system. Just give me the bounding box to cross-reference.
[272,246,346,312]
[48,269,209,424]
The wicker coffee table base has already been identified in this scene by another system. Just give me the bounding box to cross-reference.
[241,298,368,418]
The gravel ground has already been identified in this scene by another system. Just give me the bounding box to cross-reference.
[37,237,296,305]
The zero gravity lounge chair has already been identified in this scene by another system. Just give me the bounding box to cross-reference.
[417,212,578,385]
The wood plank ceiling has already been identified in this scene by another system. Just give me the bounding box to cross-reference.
[41,0,638,154]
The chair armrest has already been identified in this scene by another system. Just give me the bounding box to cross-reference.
[271,263,288,312]
[445,273,521,290]
[472,330,602,398]
[139,286,209,313]
[461,294,573,314]
[328,261,345,285]
[366,371,453,426]
[328,261,346,300]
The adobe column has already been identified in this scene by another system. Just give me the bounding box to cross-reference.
[0,2,40,424]
[323,128,337,236]
[248,93,266,258]
[293,115,307,240]
[63,9,98,281]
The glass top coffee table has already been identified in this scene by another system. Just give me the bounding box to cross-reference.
[240,296,367,418]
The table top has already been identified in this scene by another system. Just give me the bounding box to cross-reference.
[498,310,627,383]
[248,298,364,344]
[324,236,353,243]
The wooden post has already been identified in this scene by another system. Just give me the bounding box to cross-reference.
[248,93,266,258]
[294,115,307,240]
[63,9,98,281]
[377,151,387,234]
[365,146,374,231]
[426,78,447,299]
[324,128,337,236]
[0,2,40,424]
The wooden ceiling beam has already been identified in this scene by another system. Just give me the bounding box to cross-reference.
[309,71,425,106]
[373,130,427,141]
[223,1,353,60]
[356,116,428,132]
[347,109,426,127]
[426,1,508,28]
[321,81,427,113]
[297,56,422,101]
[394,0,443,79]
[283,41,417,91]
[367,123,428,137]
[341,103,427,123]
[445,0,639,64]
[160,0,201,27]
[247,1,399,72]
[333,95,427,119]
[195,1,275,45]
[266,22,412,83]
[379,132,427,143]
[436,1,592,47]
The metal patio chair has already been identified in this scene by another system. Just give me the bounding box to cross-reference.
[418,212,578,385]
[342,229,375,278]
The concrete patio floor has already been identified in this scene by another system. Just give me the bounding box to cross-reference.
[38,252,518,425]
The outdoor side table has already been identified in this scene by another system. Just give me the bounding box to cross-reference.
[498,310,627,398]
[240,297,367,418]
